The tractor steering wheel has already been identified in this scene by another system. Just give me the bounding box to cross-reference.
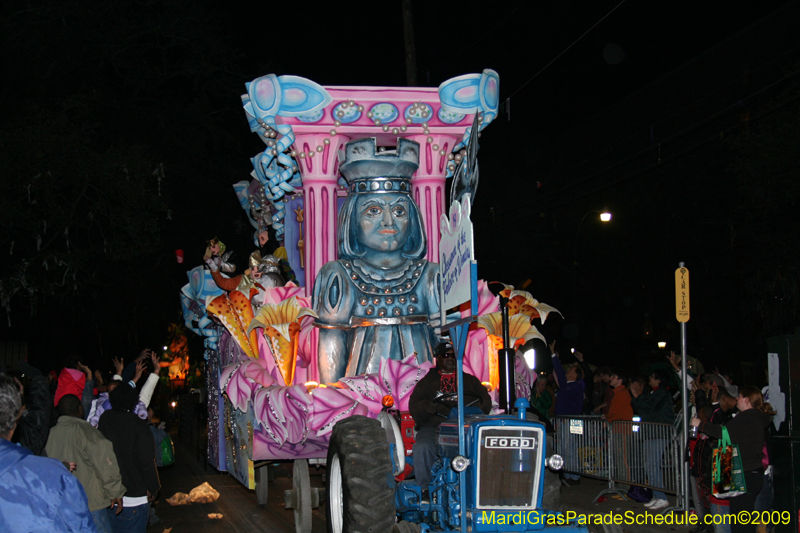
[433,392,482,417]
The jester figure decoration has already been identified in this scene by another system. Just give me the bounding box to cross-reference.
[314,138,441,383]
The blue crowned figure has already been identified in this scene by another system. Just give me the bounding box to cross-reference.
[314,138,441,383]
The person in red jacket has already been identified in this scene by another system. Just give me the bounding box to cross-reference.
[606,370,633,422]
[54,357,86,407]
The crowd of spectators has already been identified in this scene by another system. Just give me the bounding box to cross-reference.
[531,341,775,527]
[0,350,167,532]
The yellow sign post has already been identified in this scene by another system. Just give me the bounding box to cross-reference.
[675,266,690,322]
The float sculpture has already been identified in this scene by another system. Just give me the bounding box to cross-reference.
[314,138,441,382]
[177,70,562,526]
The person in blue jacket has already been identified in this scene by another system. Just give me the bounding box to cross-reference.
[550,340,590,484]
[0,373,97,533]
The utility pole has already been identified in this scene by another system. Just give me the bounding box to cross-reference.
[402,0,418,86]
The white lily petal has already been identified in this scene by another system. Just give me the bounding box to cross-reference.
[273,323,293,342]
[533,303,562,324]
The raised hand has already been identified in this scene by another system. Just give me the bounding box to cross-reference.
[94,369,104,385]
[574,351,584,363]
[667,351,681,370]
[150,352,161,376]
[548,339,557,356]
[77,362,91,378]
[133,360,146,383]
[113,357,124,376]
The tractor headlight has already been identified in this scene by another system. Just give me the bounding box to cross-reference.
[451,455,470,472]
[546,454,564,471]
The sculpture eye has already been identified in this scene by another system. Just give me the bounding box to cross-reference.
[364,206,382,217]
[392,205,406,217]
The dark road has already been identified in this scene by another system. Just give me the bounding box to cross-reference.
[154,441,327,533]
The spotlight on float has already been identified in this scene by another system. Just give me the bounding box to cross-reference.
[524,348,536,370]
[658,341,667,349]
[600,211,612,222]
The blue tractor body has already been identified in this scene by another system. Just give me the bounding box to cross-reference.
[394,402,586,533]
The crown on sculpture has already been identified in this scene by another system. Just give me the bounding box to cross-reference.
[339,138,419,194]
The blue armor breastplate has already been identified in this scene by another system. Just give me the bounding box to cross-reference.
[341,258,430,321]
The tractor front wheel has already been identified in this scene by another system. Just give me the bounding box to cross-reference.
[326,415,396,533]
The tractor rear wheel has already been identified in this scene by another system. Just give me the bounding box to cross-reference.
[326,415,396,533]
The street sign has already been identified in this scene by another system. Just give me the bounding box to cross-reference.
[675,266,690,322]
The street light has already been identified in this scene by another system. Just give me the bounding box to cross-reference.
[573,210,613,265]
[658,341,667,349]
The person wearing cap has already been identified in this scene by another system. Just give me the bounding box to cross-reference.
[409,343,492,503]
[314,138,441,383]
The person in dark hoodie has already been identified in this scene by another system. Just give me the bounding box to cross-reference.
[630,368,675,510]
[98,382,160,532]
[692,387,774,533]
[16,360,53,456]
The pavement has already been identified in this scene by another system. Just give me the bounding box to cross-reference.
[150,439,694,533]
[151,440,326,533]
[559,477,695,533]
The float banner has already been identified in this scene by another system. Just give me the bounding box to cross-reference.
[439,197,474,311]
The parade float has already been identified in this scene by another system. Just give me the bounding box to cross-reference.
[178,70,562,530]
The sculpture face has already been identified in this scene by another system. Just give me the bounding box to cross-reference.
[355,193,410,254]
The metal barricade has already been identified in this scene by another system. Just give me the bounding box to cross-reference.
[552,416,625,502]
[552,415,685,507]
[610,420,680,495]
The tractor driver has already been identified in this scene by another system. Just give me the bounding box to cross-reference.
[409,342,492,503]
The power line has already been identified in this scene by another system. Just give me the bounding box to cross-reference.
[506,0,627,100]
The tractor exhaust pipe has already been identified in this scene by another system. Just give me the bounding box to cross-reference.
[498,297,516,414]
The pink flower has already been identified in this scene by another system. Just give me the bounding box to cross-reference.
[252,385,312,446]
[339,354,433,414]
[308,387,369,436]
[220,360,257,413]
[259,282,310,308]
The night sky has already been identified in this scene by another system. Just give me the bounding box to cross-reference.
[2,0,798,380]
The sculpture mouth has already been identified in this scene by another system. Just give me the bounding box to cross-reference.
[378,229,398,234]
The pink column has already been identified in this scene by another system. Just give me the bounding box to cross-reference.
[296,133,350,296]
[406,133,459,263]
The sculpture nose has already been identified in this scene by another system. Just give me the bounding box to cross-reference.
[381,208,394,226]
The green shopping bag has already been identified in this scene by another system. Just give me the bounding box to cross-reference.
[711,426,746,498]
[160,434,175,467]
